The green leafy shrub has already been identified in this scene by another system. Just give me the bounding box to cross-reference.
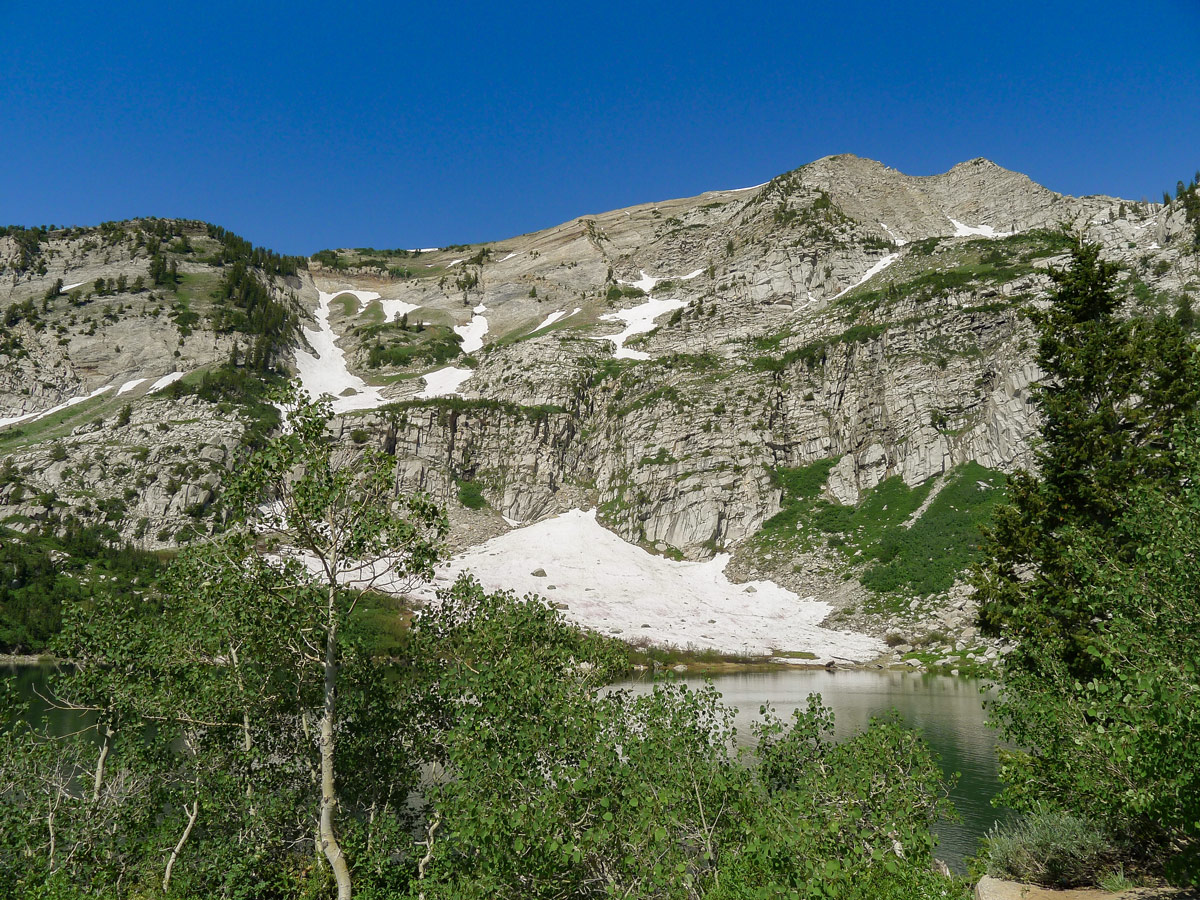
[0,523,163,653]
[457,480,486,509]
[862,463,1007,595]
[407,579,966,899]
[365,326,462,368]
[982,808,1115,887]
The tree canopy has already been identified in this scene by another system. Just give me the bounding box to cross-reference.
[974,238,1200,883]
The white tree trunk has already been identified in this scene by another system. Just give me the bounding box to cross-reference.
[92,724,112,802]
[229,645,252,753]
[320,589,351,900]
[162,798,199,894]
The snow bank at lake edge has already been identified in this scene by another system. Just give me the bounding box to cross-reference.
[414,509,886,661]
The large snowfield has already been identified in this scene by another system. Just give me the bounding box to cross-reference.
[293,290,386,413]
[413,509,886,662]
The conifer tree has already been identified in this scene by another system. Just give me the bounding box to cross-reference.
[977,239,1199,652]
[975,238,1200,881]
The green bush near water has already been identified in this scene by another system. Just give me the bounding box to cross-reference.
[980,808,1118,888]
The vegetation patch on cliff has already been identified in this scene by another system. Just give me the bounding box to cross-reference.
[752,458,1007,602]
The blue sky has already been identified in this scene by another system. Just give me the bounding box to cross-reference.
[2,0,1197,255]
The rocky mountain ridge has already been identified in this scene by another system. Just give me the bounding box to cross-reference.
[3,155,1197,656]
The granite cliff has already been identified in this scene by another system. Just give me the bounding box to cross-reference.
[3,155,1197,658]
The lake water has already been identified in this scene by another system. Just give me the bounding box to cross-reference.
[622,669,1009,872]
[5,664,1006,872]
[3,662,94,734]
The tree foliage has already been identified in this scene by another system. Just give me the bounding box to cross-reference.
[977,239,1200,654]
[974,238,1200,883]
[209,261,298,371]
[0,522,163,654]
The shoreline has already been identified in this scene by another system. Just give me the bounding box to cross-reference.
[0,654,48,666]
[1,650,993,678]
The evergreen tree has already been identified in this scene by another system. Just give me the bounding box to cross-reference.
[977,238,1200,654]
[149,252,168,285]
[975,238,1200,882]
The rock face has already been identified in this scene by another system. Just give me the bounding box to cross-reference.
[2,155,1197,610]
[300,157,1191,563]
[0,394,243,548]
[0,220,306,547]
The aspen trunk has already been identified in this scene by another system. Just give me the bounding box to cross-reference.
[162,798,199,894]
[92,724,112,802]
[320,587,351,900]
[229,645,252,753]
[46,802,56,873]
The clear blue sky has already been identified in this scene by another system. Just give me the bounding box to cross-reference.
[2,0,1197,256]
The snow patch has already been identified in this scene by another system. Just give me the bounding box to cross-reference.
[417,366,473,399]
[454,314,489,353]
[500,252,518,262]
[473,303,487,314]
[598,267,710,359]
[413,509,885,660]
[829,253,900,301]
[532,307,580,333]
[447,258,464,267]
[596,296,688,360]
[0,385,114,430]
[378,298,420,324]
[621,270,661,292]
[62,281,86,292]
[148,371,187,393]
[879,222,908,246]
[117,378,147,396]
[947,218,1014,239]
[293,290,385,414]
